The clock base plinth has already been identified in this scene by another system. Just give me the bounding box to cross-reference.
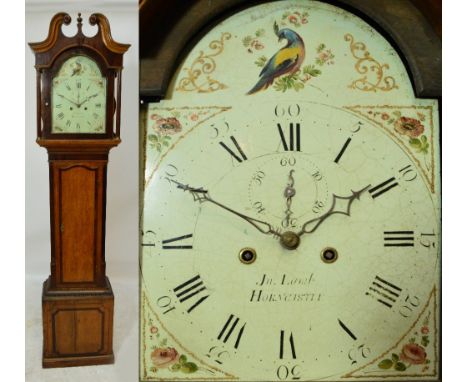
[42,277,115,368]
[42,351,114,369]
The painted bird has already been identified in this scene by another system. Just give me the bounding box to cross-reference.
[71,62,82,76]
[247,22,305,95]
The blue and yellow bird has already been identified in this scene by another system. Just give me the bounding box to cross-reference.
[247,22,305,95]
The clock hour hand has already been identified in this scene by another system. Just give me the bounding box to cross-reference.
[169,179,282,237]
[298,185,370,237]
[57,93,79,107]
[78,93,99,107]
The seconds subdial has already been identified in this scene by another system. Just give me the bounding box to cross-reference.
[247,153,329,231]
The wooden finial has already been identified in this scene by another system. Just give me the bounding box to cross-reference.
[77,13,83,33]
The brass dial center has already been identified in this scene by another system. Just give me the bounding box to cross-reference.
[280,231,300,250]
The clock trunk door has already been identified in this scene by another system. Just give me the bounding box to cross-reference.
[50,160,107,288]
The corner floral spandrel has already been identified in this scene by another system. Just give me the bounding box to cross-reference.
[148,109,211,153]
[141,293,236,380]
[344,104,435,193]
[378,314,432,372]
[147,323,199,375]
[368,110,429,155]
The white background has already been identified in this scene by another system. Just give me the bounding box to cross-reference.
[0,0,464,381]
[24,1,139,381]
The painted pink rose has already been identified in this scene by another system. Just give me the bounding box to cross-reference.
[152,117,182,136]
[251,39,264,50]
[288,15,299,24]
[394,116,424,138]
[301,18,308,24]
[150,326,158,334]
[399,343,427,365]
[151,347,180,368]
[319,51,331,62]
[190,113,199,121]
[421,326,429,334]
[381,112,390,120]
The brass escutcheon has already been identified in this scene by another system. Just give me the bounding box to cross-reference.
[321,247,338,263]
[239,247,257,264]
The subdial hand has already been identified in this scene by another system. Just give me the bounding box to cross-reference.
[282,170,296,227]
[298,184,370,237]
[169,178,281,237]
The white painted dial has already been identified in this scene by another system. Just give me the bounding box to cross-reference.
[141,100,439,380]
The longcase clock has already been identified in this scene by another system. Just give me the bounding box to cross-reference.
[29,12,129,368]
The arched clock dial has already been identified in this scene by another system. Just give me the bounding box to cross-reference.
[140,1,440,381]
[51,55,107,133]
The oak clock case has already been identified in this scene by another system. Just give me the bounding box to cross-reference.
[140,1,440,382]
[29,13,129,368]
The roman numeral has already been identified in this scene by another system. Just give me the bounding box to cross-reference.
[217,314,246,349]
[65,84,71,91]
[366,275,402,308]
[219,136,248,163]
[173,275,209,313]
[76,123,80,130]
[57,112,64,120]
[76,81,81,88]
[334,137,352,163]
[162,234,193,249]
[368,177,399,199]
[384,231,415,247]
[338,319,357,340]
[141,230,156,247]
[279,330,297,359]
[278,123,301,151]
[93,112,99,119]
[95,103,102,108]
[55,104,62,108]
[66,120,71,127]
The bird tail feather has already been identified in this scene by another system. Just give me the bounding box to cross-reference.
[246,76,272,95]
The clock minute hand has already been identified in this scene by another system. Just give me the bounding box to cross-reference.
[57,93,79,107]
[170,179,281,237]
[298,184,370,237]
